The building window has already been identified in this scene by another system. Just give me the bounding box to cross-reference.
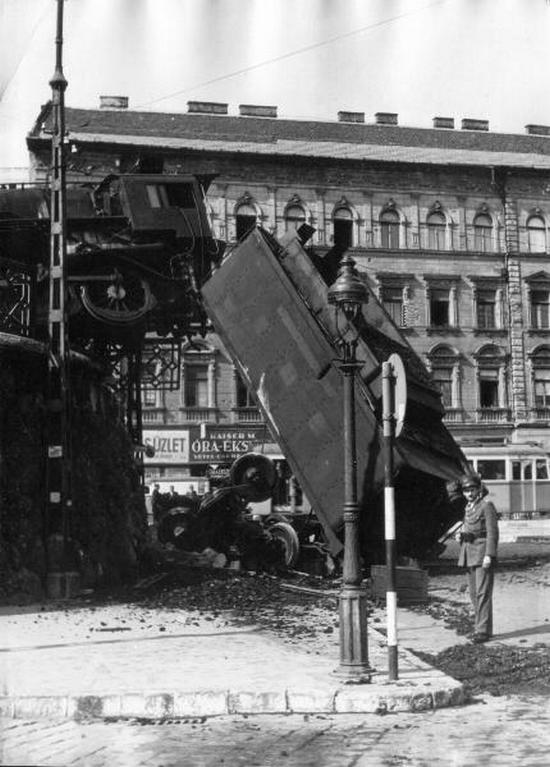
[473,213,493,252]
[235,203,257,239]
[433,366,453,407]
[184,365,209,407]
[477,289,497,329]
[475,345,507,411]
[382,286,404,326]
[333,207,353,248]
[285,204,306,232]
[527,215,546,252]
[430,288,450,327]
[380,209,400,249]
[531,346,550,410]
[146,182,195,209]
[427,345,461,410]
[479,370,499,408]
[531,289,550,329]
[427,211,446,250]
[236,374,255,408]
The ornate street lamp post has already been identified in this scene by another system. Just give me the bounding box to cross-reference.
[328,253,372,681]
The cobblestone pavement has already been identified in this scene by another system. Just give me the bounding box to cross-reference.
[1,693,549,766]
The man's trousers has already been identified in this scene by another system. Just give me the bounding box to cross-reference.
[468,565,494,637]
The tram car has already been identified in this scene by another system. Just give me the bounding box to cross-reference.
[0,174,224,347]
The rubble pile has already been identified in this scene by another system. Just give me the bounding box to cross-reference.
[417,644,550,697]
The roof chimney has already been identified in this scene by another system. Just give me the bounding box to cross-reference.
[337,110,365,124]
[433,116,454,129]
[374,112,398,126]
[461,118,489,131]
[99,95,129,110]
[187,101,228,115]
[525,124,550,136]
[239,104,277,118]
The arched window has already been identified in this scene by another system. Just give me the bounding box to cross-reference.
[429,346,458,408]
[475,345,507,413]
[333,206,353,249]
[285,204,306,232]
[235,203,257,240]
[527,215,546,253]
[427,211,446,250]
[380,209,400,249]
[473,213,493,252]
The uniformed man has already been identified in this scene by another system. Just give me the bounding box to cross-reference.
[458,472,499,644]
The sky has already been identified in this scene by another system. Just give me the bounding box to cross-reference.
[1,0,550,178]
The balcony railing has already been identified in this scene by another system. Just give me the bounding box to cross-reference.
[232,407,264,424]
[475,407,511,424]
[530,407,550,422]
[180,407,218,423]
[442,408,464,423]
[142,409,166,424]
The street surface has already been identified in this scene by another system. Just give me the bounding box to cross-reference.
[0,544,549,766]
[1,694,549,767]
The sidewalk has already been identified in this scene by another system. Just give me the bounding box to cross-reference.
[0,596,465,720]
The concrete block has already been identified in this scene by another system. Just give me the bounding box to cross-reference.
[13,696,68,718]
[433,682,467,709]
[119,693,173,719]
[0,697,14,717]
[287,688,336,713]
[228,690,287,714]
[334,688,387,714]
[173,691,228,718]
[75,695,105,719]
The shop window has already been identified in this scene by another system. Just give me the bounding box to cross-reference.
[333,207,353,248]
[285,204,306,232]
[527,215,546,252]
[380,209,400,249]
[235,203,257,239]
[427,211,446,250]
[473,213,493,252]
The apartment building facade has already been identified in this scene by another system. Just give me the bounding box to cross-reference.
[26,100,550,489]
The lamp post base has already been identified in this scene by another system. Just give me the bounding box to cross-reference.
[336,582,373,682]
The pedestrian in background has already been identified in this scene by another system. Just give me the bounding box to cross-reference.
[458,472,499,644]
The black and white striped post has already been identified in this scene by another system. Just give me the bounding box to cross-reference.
[382,357,400,681]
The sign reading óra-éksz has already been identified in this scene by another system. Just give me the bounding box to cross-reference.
[143,430,190,464]
[189,426,266,463]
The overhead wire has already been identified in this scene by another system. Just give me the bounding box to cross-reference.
[134,0,451,110]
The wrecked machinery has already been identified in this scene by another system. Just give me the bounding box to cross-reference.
[201,226,468,565]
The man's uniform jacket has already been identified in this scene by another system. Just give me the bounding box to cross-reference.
[458,491,499,568]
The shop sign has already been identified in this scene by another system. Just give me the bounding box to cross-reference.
[143,429,190,464]
[189,426,266,463]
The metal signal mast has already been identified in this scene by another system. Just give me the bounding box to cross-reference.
[45,0,73,578]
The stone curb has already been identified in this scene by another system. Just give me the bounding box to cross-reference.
[0,679,466,720]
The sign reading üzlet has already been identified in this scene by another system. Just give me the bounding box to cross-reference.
[143,430,190,463]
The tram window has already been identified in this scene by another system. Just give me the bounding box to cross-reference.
[536,460,549,480]
[524,462,532,480]
[512,461,521,481]
[477,459,506,480]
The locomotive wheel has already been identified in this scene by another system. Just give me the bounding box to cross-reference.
[268,521,300,568]
[80,270,154,326]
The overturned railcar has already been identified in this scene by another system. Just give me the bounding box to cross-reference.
[201,227,468,563]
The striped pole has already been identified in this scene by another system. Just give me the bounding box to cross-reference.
[382,361,398,680]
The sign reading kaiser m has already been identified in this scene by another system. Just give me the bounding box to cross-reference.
[143,429,190,464]
[189,425,267,463]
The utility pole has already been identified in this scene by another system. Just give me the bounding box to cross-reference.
[45,0,76,597]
